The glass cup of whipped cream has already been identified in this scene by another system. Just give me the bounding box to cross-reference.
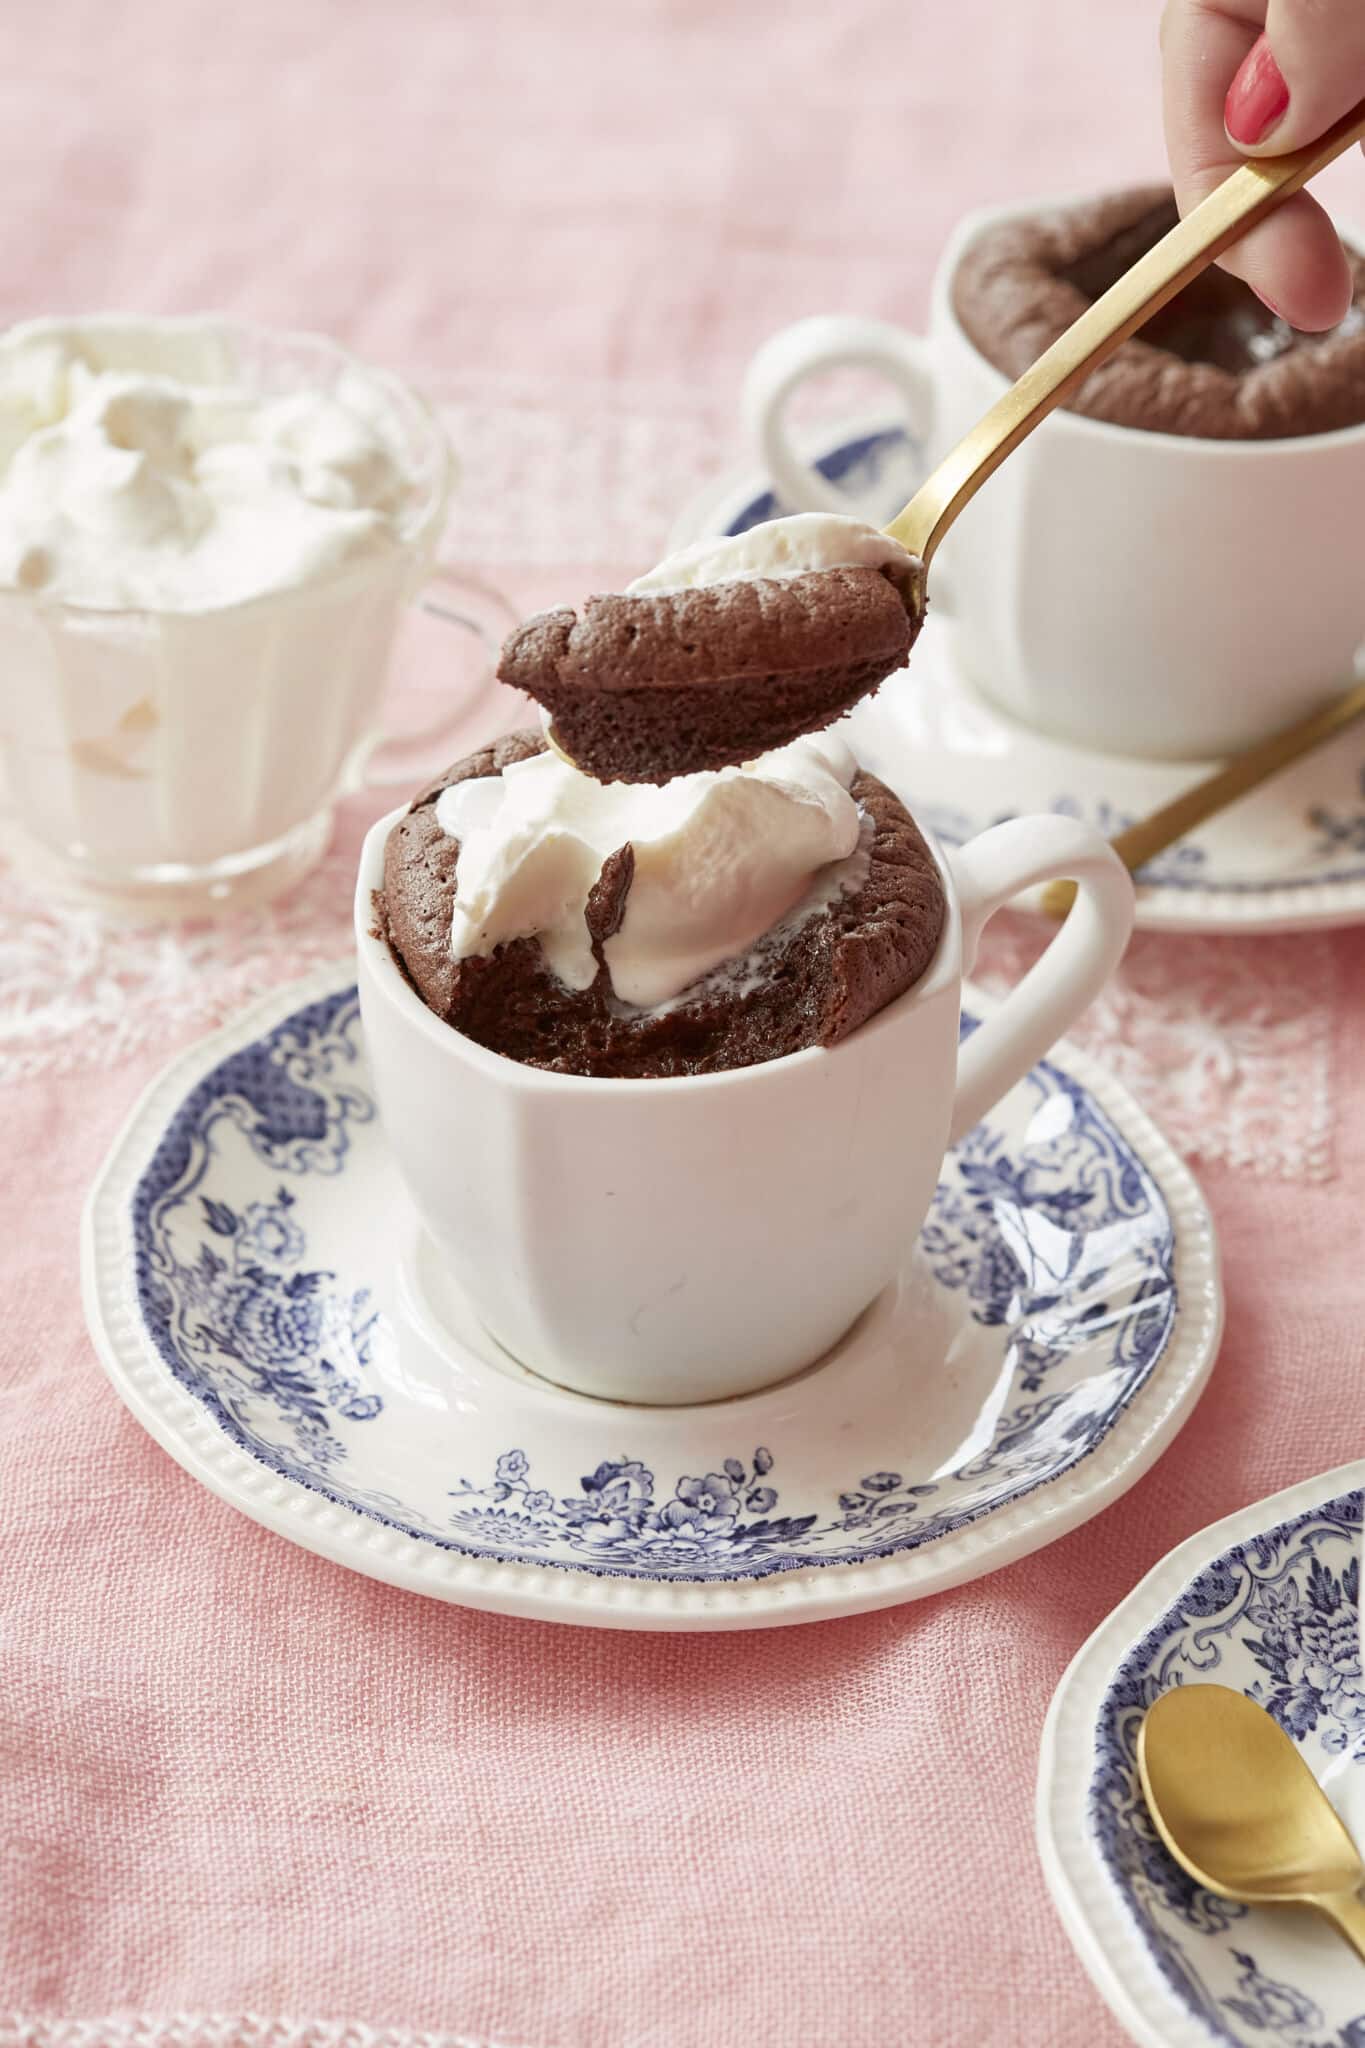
[0,315,512,915]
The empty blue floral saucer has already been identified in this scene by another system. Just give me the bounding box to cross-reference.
[1040,1463,1365,2048]
[82,963,1221,1630]
[671,412,1365,937]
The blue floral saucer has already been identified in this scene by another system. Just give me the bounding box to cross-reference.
[83,963,1221,1630]
[1039,1464,1365,2048]
[670,412,1365,937]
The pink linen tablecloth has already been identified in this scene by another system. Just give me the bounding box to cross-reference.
[4,3,1365,2043]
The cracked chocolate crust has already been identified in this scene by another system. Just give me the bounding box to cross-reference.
[953,185,1365,439]
[376,729,947,1078]
[496,563,922,783]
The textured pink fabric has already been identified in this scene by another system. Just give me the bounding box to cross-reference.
[5,3,1365,2045]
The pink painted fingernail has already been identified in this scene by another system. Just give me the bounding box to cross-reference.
[1225,34,1290,146]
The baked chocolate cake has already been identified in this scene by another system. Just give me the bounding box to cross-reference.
[953,186,1365,439]
[378,730,946,1079]
[498,560,923,785]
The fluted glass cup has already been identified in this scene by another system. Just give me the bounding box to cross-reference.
[0,318,509,916]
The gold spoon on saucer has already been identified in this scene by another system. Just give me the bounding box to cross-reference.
[1139,1683,1365,1962]
[1037,675,1365,919]
[882,98,1365,580]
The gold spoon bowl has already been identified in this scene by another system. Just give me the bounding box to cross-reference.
[1139,1683,1365,1961]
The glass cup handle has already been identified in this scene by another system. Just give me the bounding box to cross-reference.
[361,564,520,790]
[947,816,1136,1145]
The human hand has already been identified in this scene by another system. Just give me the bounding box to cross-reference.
[1161,0,1365,329]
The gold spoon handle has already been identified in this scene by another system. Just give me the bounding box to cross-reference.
[1314,1888,1365,1964]
[1038,676,1365,918]
[885,98,1365,564]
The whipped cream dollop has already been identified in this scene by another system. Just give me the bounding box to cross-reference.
[0,317,417,610]
[625,512,917,597]
[436,732,864,1009]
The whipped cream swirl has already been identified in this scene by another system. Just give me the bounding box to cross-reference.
[436,733,864,1009]
[626,511,917,597]
[0,317,417,610]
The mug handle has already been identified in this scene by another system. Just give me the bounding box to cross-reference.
[741,316,937,518]
[947,815,1135,1146]
[360,564,520,789]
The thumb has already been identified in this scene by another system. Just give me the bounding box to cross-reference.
[1225,7,1365,152]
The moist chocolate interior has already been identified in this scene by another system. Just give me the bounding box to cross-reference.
[377,730,947,1079]
[496,563,922,785]
[952,185,1365,438]
[1060,195,1295,372]
[1057,193,1299,373]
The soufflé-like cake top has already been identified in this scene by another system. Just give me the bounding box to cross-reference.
[952,185,1365,439]
[378,513,944,1076]
[378,727,946,1078]
[498,513,925,785]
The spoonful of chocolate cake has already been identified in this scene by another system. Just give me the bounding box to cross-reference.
[498,513,922,783]
[504,97,1365,785]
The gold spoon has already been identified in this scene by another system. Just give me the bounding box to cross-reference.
[1037,675,1365,919]
[873,105,1365,908]
[882,98,1365,578]
[1139,1684,1365,1962]
[548,101,1365,771]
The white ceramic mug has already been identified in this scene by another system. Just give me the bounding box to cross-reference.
[356,803,1135,1406]
[0,318,514,917]
[743,201,1365,761]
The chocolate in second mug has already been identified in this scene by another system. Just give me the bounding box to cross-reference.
[743,199,1365,762]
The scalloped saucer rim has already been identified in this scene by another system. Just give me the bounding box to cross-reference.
[82,961,1223,1631]
[669,412,1365,937]
[1037,1459,1365,2048]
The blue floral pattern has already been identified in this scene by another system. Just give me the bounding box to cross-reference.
[1310,769,1365,858]
[1089,1489,1365,2046]
[130,983,1180,1582]
[135,993,393,1498]
[150,1182,382,1471]
[732,427,919,533]
[909,795,1210,891]
[922,1091,1171,1396]
[447,1446,820,1568]
[1247,1556,1365,1750]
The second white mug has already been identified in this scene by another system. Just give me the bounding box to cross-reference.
[743,199,1365,762]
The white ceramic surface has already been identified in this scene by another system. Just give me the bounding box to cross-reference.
[668,414,1365,935]
[82,962,1222,1631]
[1038,1464,1365,2048]
[356,795,1134,1404]
[742,203,1365,761]
[0,319,510,916]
